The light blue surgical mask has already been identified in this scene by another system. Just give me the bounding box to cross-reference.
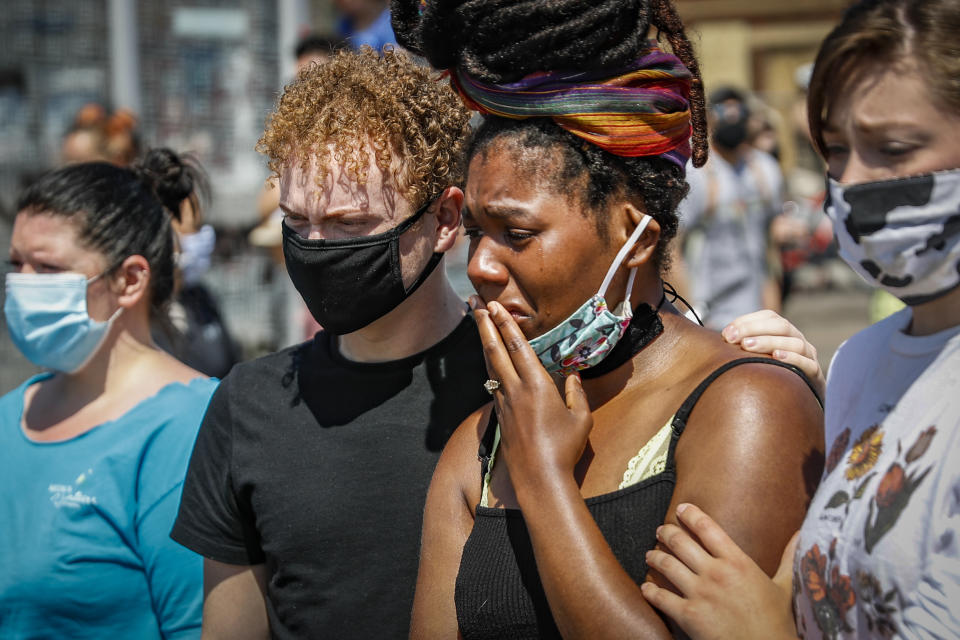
[4,271,122,373]
[529,214,652,376]
[177,224,216,286]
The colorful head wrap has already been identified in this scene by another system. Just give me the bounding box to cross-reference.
[450,41,693,170]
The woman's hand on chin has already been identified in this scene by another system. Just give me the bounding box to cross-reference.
[470,295,593,488]
[641,503,800,640]
[722,310,825,398]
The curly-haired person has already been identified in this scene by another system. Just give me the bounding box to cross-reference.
[170,47,489,639]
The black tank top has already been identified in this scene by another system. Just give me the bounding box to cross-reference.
[454,357,820,639]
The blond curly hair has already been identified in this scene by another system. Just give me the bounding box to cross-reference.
[257,47,471,209]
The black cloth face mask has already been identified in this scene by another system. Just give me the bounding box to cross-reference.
[282,199,443,335]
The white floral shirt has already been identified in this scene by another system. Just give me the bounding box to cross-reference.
[794,308,960,639]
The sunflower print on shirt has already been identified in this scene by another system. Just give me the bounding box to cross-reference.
[845,425,883,480]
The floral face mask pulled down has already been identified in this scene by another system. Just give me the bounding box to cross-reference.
[528,214,652,376]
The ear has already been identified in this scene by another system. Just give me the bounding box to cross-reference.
[620,203,661,269]
[108,255,152,309]
[430,186,464,253]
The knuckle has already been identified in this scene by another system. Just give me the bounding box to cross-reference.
[659,552,682,573]
[504,336,526,353]
[660,525,681,546]
[482,339,500,355]
[691,515,712,536]
[774,317,791,335]
[705,564,734,589]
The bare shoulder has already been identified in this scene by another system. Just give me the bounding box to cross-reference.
[685,359,823,441]
[676,358,825,499]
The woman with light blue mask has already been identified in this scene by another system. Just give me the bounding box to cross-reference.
[397,2,825,637]
[0,148,218,639]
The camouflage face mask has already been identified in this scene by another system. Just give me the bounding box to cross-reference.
[825,168,960,305]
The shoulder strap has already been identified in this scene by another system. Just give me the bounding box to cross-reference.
[477,406,498,485]
[671,356,822,438]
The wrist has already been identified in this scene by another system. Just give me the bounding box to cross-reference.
[508,458,581,510]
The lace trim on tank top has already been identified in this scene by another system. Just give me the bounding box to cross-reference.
[479,418,674,507]
[619,418,672,489]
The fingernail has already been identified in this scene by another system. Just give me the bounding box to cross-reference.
[743,337,756,348]
[773,349,785,359]
[656,525,663,538]
[468,295,478,310]
[722,326,738,342]
[488,301,502,317]
[676,503,689,515]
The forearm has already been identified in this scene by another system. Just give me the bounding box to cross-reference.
[513,468,672,640]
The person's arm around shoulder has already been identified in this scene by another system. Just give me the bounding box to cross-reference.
[409,406,489,640]
[720,310,825,398]
[201,561,269,640]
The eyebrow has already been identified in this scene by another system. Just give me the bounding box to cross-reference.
[278,203,304,218]
[465,202,535,222]
[825,118,927,135]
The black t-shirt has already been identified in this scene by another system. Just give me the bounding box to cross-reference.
[171,315,489,639]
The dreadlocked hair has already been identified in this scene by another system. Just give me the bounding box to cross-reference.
[392,0,707,167]
[467,117,688,273]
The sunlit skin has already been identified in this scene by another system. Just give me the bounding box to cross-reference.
[640,59,960,640]
[463,151,631,339]
[409,139,824,639]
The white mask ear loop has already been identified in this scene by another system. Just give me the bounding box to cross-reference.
[597,214,652,306]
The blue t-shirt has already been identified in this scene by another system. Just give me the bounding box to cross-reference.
[0,374,218,640]
[338,8,397,52]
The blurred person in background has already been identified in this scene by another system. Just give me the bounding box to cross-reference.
[0,149,218,638]
[61,103,141,167]
[640,1,960,637]
[672,87,788,329]
[152,155,240,379]
[171,48,488,639]
[59,104,239,376]
[335,0,396,52]
[294,32,344,70]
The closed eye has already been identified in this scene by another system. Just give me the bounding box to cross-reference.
[879,142,918,157]
[504,229,535,245]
